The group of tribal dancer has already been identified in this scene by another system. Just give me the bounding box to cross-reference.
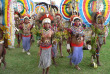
[0,6,109,74]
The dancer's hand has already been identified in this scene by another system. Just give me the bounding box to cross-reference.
[67,49,70,53]
[53,40,56,44]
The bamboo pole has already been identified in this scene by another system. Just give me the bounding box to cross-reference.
[71,0,76,15]
[50,0,51,12]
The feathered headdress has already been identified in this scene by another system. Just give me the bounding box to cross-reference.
[36,12,54,25]
[70,15,81,26]
[70,15,80,22]
[14,11,20,18]
[55,13,62,20]
[92,12,105,24]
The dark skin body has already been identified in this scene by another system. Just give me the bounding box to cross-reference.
[15,16,21,48]
[94,17,105,66]
[21,18,32,53]
[30,16,35,46]
[23,19,31,34]
[0,24,6,69]
[56,16,64,57]
[40,23,54,74]
[44,23,57,65]
[58,26,63,57]
[67,20,84,70]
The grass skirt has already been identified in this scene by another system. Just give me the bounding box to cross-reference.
[38,47,52,69]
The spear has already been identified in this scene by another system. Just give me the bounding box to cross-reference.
[50,0,52,12]
[72,0,75,15]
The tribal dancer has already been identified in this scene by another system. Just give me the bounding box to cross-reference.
[55,12,64,57]
[50,12,63,65]
[91,12,107,66]
[19,15,33,55]
[14,11,21,48]
[0,24,6,69]
[67,15,84,70]
[37,12,54,74]
[0,4,6,69]
[30,13,35,46]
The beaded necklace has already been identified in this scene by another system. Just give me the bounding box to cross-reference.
[42,28,52,37]
[23,23,30,29]
[71,26,83,35]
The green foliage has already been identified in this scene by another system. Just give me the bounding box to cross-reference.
[54,31,63,42]
[90,35,97,55]
[31,26,40,35]
[90,25,106,55]
[90,25,99,55]
[54,30,70,42]
[31,25,42,40]
[91,25,105,35]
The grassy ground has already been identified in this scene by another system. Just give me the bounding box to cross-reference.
[0,29,110,74]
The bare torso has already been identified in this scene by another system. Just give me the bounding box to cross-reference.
[23,23,31,34]
[70,26,84,45]
[41,29,53,46]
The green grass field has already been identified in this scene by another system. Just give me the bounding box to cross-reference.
[0,28,110,74]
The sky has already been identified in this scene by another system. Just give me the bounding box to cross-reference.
[33,0,62,7]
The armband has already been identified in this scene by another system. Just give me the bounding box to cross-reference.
[67,44,70,49]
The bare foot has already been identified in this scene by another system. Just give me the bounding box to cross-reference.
[75,65,81,70]
[60,53,63,58]
[53,61,57,66]
[70,59,72,66]
[2,63,6,70]
[42,69,45,74]
[97,62,101,66]
[52,57,57,66]
[2,66,6,70]
[59,56,63,58]
[70,62,72,66]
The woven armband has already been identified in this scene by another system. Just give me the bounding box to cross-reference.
[67,44,70,49]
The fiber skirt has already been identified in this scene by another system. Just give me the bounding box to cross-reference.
[52,43,57,58]
[98,35,104,44]
[38,47,52,69]
[22,36,31,51]
[68,46,83,65]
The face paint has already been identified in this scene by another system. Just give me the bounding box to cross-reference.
[24,18,29,24]
[74,20,80,27]
[44,23,50,29]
